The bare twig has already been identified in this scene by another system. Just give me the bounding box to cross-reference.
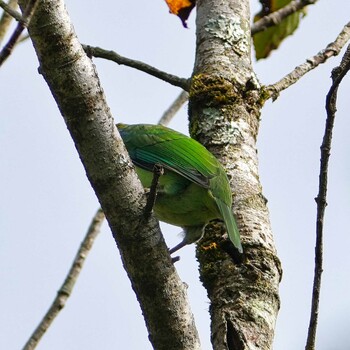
[143,165,164,221]
[251,0,317,36]
[158,90,189,126]
[0,0,38,66]
[0,0,19,44]
[0,0,21,22]
[135,90,190,227]
[305,44,350,350]
[267,21,350,101]
[22,209,105,350]
[83,44,190,91]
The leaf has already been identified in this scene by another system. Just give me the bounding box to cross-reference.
[164,0,196,28]
[253,0,306,60]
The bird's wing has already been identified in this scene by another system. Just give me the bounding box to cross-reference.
[118,124,220,189]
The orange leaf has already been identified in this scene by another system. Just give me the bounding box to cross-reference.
[164,0,196,27]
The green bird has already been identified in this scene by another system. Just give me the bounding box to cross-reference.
[117,123,243,255]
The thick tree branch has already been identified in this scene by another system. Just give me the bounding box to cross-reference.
[22,209,105,350]
[267,21,350,101]
[0,0,37,66]
[19,0,200,349]
[251,0,317,35]
[83,44,190,91]
[190,1,281,349]
[22,74,186,350]
[305,44,350,350]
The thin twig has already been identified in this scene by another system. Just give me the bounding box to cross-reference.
[0,0,19,44]
[22,208,105,350]
[305,44,350,350]
[0,0,38,66]
[143,165,164,221]
[137,91,189,222]
[158,90,189,126]
[266,21,350,101]
[83,44,190,91]
[0,0,21,22]
[251,0,317,36]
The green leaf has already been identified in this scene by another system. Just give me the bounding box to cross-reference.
[253,0,306,60]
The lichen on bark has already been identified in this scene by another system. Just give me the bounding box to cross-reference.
[189,1,282,349]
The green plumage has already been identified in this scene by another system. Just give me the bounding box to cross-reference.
[117,123,243,255]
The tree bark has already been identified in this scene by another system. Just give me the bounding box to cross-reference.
[189,1,282,349]
[19,0,200,349]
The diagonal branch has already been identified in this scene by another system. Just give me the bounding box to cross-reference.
[0,0,21,22]
[0,0,19,44]
[305,43,350,350]
[158,90,188,126]
[266,21,350,101]
[83,44,190,91]
[251,0,317,36]
[19,1,200,349]
[0,0,37,66]
[22,209,105,350]
[21,73,187,350]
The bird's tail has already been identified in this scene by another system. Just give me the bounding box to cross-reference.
[215,199,243,254]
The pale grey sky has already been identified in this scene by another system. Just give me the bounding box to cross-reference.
[1,1,350,349]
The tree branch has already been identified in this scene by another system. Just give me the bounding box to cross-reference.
[22,73,186,350]
[0,0,21,22]
[251,0,317,36]
[0,0,37,66]
[305,43,350,350]
[19,1,200,349]
[266,21,350,101]
[22,209,105,350]
[190,1,281,349]
[83,44,190,91]
[158,90,188,126]
[0,0,19,45]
